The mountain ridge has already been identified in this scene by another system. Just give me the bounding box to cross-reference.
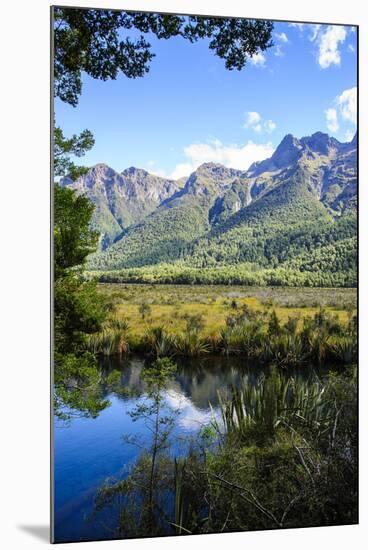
[60,131,357,285]
[61,163,184,248]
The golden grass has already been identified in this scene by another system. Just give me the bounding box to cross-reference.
[97,284,356,340]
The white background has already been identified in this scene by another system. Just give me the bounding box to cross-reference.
[0,0,366,548]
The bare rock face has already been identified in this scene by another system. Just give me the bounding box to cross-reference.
[61,164,183,248]
[120,167,180,203]
[248,134,304,176]
[300,131,341,155]
[182,163,244,199]
[245,131,356,213]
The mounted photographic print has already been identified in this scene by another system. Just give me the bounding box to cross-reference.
[51,5,358,543]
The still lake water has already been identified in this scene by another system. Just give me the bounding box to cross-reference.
[53,354,322,542]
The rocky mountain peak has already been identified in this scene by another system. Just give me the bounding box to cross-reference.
[247,134,303,176]
[192,162,243,181]
[121,166,150,179]
[196,162,219,170]
[184,163,243,197]
[301,132,340,155]
[89,163,116,177]
[60,163,121,191]
[271,134,303,166]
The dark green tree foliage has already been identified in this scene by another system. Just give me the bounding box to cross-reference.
[92,211,357,287]
[97,263,357,288]
[90,202,210,269]
[54,184,98,278]
[54,184,110,419]
[54,126,95,179]
[54,277,108,354]
[53,7,273,106]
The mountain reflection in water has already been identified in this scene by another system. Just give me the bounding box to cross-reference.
[54,354,321,543]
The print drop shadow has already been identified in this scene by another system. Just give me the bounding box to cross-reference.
[17,524,49,543]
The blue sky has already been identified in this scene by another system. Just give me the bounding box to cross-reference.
[55,18,357,179]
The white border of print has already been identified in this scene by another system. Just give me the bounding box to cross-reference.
[1,0,366,549]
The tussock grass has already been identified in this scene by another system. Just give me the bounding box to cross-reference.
[217,367,332,443]
[86,329,129,355]
[92,284,356,362]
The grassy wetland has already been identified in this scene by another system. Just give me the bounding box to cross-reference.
[88,284,357,365]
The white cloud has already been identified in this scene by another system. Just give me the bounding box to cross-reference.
[183,140,274,171]
[337,87,357,124]
[288,23,304,31]
[290,23,349,68]
[264,120,277,133]
[244,111,276,134]
[245,111,261,126]
[325,108,339,132]
[311,25,347,68]
[324,86,357,137]
[309,24,321,42]
[348,44,355,53]
[345,130,355,142]
[152,139,275,179]
[168,163,194,180]
[249,52,266,67]
[244,111,261,132]
[273,32,290,57]
[151,110,278,180]
[274,44,284,57]
[165,389,220,431]
[275,32,288,43]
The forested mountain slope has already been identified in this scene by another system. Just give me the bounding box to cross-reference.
[60,164,183,248]
[61,131,357,286]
